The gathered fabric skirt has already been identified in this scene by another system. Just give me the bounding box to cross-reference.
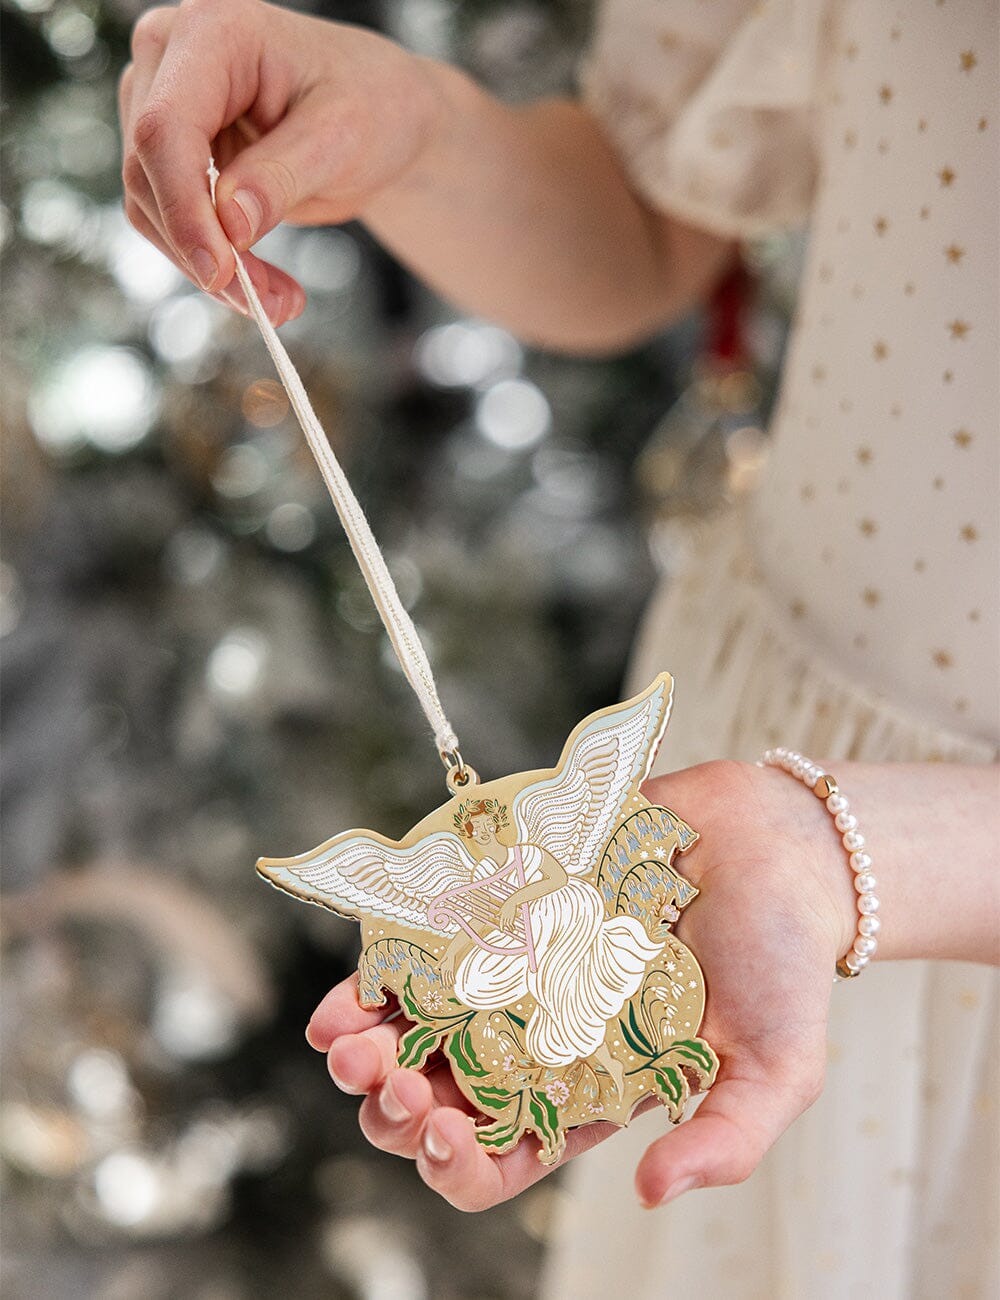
[541,511,998,1300]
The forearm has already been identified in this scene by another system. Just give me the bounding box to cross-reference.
[648,760,998,973]
[843,762,999,964]
[442,930,474,960]
[507,876,564,908]
[758,761,1000,967]
[362,62,733,354]
[121,3,731,340]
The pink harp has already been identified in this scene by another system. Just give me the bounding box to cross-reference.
[427,846,538,972]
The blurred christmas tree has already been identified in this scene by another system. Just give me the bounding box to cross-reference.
[0,1,795,1295]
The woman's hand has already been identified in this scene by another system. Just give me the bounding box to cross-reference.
[497,898,519,932]
[118,0,442,322]
[306,760,858,1211]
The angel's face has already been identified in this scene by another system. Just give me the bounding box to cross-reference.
[468,813,497,847]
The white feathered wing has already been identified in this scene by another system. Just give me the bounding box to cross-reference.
[512,678,672,875]
[257,831,476,935]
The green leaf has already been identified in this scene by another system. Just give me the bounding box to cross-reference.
[476,1117,522,1150]
[669,1047,712,1073]
[447,1024,488,1078]
[397,1024,444,1070]
[653,1066,684,1106]
[400,975,423,1022]
[505,1010,526,1030]
[527,1089,560,1144]
[669,1039,715,1072]
[618,1015,651,1058]
[627,1000,654,1055]
[472,1084,516,1113]
[474,1093,523,1149]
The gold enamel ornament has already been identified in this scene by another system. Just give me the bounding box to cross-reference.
[258,674,719,1164]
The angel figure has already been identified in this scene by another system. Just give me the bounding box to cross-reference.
[435,796,662,1096]
[258,677,677,1101]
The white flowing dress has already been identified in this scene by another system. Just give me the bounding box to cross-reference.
[454,845,662,1066]
[542,1,999,1296]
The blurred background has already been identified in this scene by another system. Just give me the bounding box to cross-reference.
[0,0,802,1295]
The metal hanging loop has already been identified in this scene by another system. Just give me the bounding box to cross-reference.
[442,748,480,795]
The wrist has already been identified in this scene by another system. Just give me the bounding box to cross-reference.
[358,56,476,222]
[747,761,860,966]
[759,753,888,976]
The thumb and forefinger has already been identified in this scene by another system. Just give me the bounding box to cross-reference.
[123,3,306,321]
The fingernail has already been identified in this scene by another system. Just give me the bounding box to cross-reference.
[647,1174,699,1209]
[423,1120,452,1163]
[327,1055,365,1096]
[189,247,218,291]
[305,1021,321,1050]
[232,189,262,243]
[379,1078,411,1124]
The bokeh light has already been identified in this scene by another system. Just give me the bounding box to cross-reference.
[416,320,522,388]
[206,629,269,699]
[242,378,291,428]
[149,295,217,369]
[475,377,551,450]
[104,210,185,304]
[28,346,159,455]
[265,502,317,552]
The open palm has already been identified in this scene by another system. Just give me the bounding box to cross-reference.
[306,760,853,1211]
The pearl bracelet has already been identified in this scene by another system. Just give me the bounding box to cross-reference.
[759,748,881,980]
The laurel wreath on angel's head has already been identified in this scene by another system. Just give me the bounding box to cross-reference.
[453,797,510,838]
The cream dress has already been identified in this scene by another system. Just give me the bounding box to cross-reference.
[542,1,999,1296]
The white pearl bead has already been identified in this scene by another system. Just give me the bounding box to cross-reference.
[764,746,884,978]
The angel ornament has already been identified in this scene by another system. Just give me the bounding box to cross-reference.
[259,674,719,1163]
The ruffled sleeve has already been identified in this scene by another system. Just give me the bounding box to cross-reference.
[579,0,827,239]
